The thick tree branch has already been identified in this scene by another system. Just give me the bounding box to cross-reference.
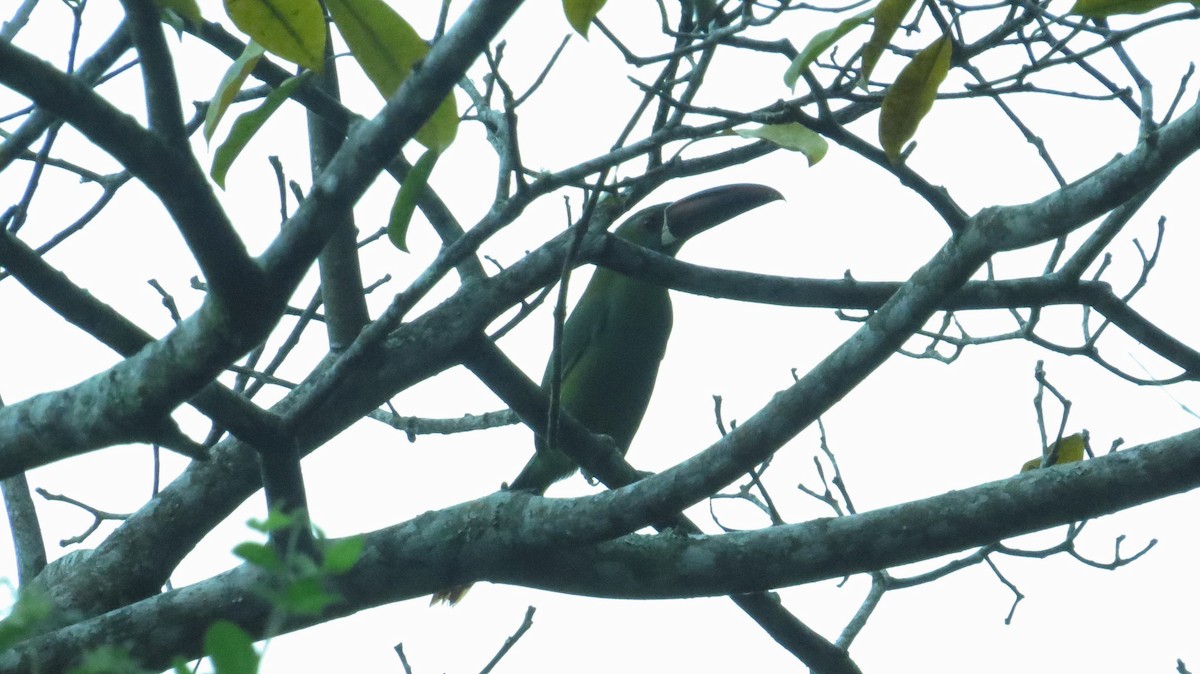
[493,430,1200,596]
[0,22,131,173]
[258,0,526,294]
[0,39,263,308]
[119,0,187,144]
[308,58,370,352]
[23,0,528,618]
[4,429,1197,673]
[187,19,489,284]
[0,231,287,448]
[2,2,1196,672]
[462,338,861,674]
[572,96,1200,529]
[0,39,264,304]
[590,238,1200,375]
[51,90,1200,613]
[0,0,526,481]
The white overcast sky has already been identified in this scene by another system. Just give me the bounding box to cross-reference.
[2,1,1199,673]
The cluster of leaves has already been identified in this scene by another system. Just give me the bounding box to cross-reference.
[198,0,1197,232]
[0,588,54,656]
[177,0,610,251]
[782,0,1197,161]
[234,510,364,619]
[196,510,365,674]
[0,513,363,673]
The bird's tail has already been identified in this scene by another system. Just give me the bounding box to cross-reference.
[431,453,556,606]
[430,585,472,606]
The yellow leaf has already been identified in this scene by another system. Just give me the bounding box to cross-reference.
[326,0,458,151]
[155,0,202,24]
[224,0,325,71]
[1020,433,1087,473]
[735,124,828,166]
[860,0,917,86]
[563,0,606,38]
[1070,0,1198,15]
[878,35,952,163]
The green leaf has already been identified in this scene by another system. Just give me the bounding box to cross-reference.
[249,508,297,533]
[205,621,260,674]
[0,589,55,652]
[66,646,152,674]
[223,0,325,71]
[735,124,828,166]
[282,577,339,615]
[860,0,918,86]
[388,148,439,252]
[233,542,284,572]
[155,0,202,24]
[563,0,606,38]
[322,536,365,575]
[1070,0,1198,15]
[326,0,458,151]
[205,41,267,142]
[878,35,952,163]
[784,8,873,91]
[210,73,306,188]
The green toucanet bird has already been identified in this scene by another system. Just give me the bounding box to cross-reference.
[431,183,782,605]
[507,183,784,493]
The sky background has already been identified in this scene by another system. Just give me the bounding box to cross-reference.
[1,1,1199,672]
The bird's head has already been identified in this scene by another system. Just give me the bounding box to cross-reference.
[613,183,784,256]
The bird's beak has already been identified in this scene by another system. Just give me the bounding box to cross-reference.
[661,183,784,247]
